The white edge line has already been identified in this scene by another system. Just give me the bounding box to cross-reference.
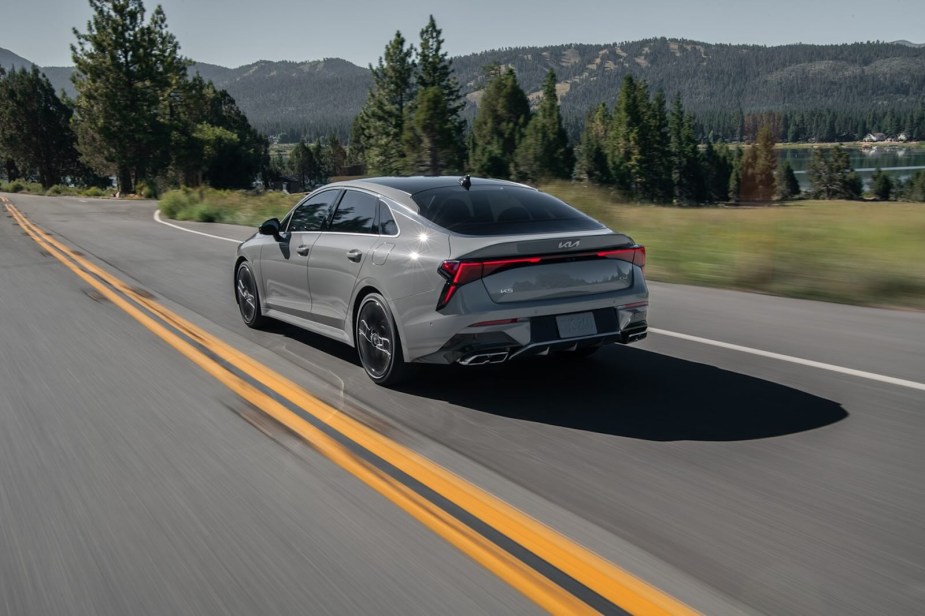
[649,327,925,392]
[154,209,240,243]
[149,207,924,393]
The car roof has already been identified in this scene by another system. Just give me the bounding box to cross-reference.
[321,176,533,207]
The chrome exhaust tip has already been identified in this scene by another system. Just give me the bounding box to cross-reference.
[459,351,509,366]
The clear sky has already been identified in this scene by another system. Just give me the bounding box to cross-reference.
[3,0,924,68]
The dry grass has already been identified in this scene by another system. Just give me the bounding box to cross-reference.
[541,181,925,310]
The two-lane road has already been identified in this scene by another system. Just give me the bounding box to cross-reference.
[2,192,923,614]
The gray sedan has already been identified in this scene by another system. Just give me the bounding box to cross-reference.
[234,176,648,385]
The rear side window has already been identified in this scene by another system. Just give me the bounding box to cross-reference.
[329,190,378,234]
[379,202,398,236]
[411,185,604,236]
[288,190,341,232]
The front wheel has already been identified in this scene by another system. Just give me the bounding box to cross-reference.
[356,293,410,386]
[235,261,268,329]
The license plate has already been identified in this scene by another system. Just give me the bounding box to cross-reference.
[555,312,597,338]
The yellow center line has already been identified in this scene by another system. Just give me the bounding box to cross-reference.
[6,200,699,616]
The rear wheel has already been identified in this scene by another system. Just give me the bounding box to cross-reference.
[356,293,410,386]
[235,261,268,329]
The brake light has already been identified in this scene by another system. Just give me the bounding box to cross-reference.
[598,246,646,270]
[437,257,540,309]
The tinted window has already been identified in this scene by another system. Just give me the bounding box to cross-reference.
[288,190,341,232]
[411,186,604,236]
[379,201,398,236]
[329,190,378,234]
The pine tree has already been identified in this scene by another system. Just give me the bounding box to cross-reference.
[469,65,530,179]
[739,125,777,201]
[512,69,572,181]
[71,0,190,194]
[871,167,893,201]
[808,146,862,199]
[573,103,610,182]
[355,31,415,175]
[0,66,80,188]
[702,141,733,202]
[728,147,743,203]
[607,75,644,194]
[169,75,266,189]
[403,16,465,174]
[777,160,801,200]
[668,94,703,203]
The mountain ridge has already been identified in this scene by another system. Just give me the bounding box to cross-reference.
[3,39,924,142]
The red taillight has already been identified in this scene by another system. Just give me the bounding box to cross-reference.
[437,257,541,309]
[598,246,646,270]
[435,248,644,310]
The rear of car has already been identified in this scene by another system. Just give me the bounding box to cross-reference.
[387,178,649,366]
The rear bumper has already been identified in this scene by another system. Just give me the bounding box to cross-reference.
[414,308,648,365]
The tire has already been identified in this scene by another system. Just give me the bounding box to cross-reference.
[235,261,268,329]
[355,293,410,386]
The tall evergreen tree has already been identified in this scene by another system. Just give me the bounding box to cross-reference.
[702,141,733,202]
[0,66,80,188]
[739,125,777,201]
[169,75,266,189]
[871,167,893,201]
[355,31,415,175]
[574,103,610,182]
[469,65,530,179]
[607,75,644,194]
[71,0,190,194]
[777,160,801,200]
[808,146,862,199]
[403,16,465,174]
[512,69,572,182]
[668,94,703,203]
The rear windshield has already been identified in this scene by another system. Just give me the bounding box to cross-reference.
[411,185,605,236]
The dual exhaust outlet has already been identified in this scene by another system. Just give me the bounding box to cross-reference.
[458,351,509,366]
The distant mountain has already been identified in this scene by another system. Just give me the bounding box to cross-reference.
[3,39,924,142]
[892,40,925,48]
[189,58,371,140]
[0,48,35,71]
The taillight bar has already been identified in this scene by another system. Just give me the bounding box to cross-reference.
[598,246,646,270]
[436,246,645,310]
[438,257,541,309]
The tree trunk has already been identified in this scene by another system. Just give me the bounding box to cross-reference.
[118,166,133,195]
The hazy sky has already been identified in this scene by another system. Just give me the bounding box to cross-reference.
[3,0,924,68]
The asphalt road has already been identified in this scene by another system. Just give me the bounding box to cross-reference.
[2,193,924,615]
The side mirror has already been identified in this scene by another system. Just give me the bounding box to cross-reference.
[258,218,281,239]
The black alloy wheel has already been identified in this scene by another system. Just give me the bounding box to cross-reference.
[356,293,409,386]
[235,261,267,328]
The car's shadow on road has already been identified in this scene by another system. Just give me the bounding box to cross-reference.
[397,344,848,442]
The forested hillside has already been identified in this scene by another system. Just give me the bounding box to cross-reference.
[4,38,924,143]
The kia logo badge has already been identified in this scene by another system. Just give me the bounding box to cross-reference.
[558,240,580,249]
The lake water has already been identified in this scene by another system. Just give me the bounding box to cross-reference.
[779,146,925,190]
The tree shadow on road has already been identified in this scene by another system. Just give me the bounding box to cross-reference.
[398,345,848,441]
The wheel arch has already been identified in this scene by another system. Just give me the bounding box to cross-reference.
[350,285,410,360]
[233,256,248,304]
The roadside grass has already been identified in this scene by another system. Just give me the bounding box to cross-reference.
[158,187,301,226]
[541,181,925,310]
[157,182,925,310]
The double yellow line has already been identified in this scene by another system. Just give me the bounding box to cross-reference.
[5,198,696,616]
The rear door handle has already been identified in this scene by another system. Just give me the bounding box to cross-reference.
[296,245,310,256]
[346,249,363,262]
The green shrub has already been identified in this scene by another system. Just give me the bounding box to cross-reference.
[158,188,197,218]
[45,184,71,196]
[188,201,224,223]
[136,180,156,199]
[82,187,105,198]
